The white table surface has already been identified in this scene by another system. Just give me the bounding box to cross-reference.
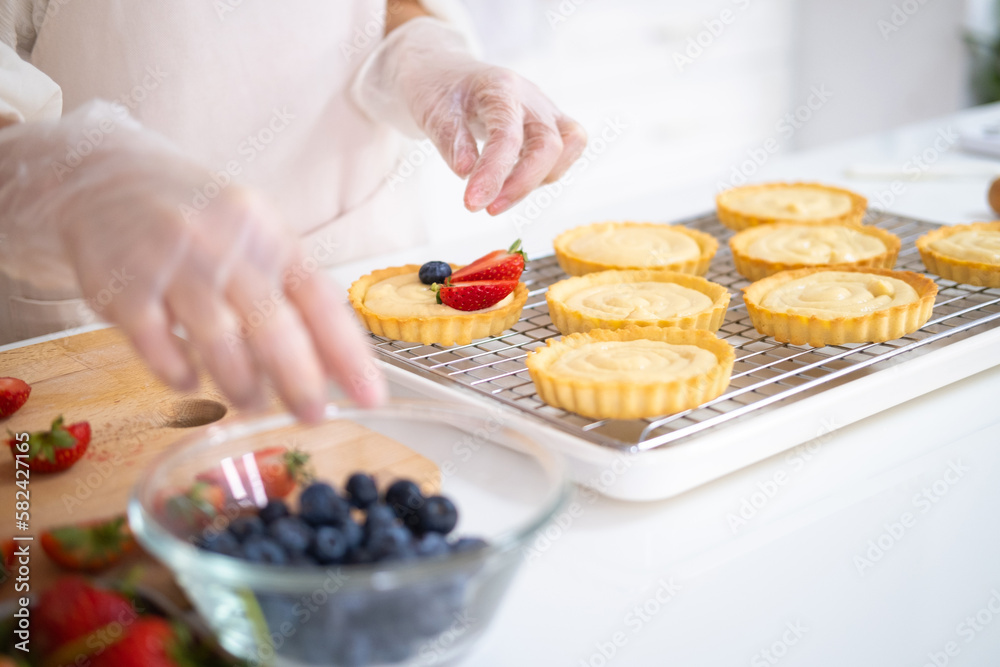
[7,105,1000,666]
[391,105,1000,666]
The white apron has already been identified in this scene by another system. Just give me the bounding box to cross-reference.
[0,0,425,344]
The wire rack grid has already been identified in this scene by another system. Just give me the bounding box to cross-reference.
[364,212,1000,453]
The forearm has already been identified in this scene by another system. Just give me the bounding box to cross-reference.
[385,0,429,35]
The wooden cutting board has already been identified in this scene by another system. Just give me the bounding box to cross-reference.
[0,327,437,600]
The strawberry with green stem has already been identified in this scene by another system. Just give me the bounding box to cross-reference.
[450,239,527,282]
[7,415,90,473]
[41,515,136,572]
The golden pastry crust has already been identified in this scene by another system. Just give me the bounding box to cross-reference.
[525,326,735,420]
[916,221,1000,287]
[552,222,718,277]
[545,269,730,334]
[716,182,868,231]
[742,266,937,347]
[348,265,528,346]
[729,223,901,281]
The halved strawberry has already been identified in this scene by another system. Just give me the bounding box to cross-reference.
[0,377,31,419]
[41,515,136,572]
[7,415,90,473]
[196,446,312,500]
[450,239,526,282]
[36,576,137,655]
[433,279,518,311]
[157,481,228,533]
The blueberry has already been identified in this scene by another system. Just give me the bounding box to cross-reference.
[363,504,398,539]
[311,526,349,564]
[415,532,450,558]
[299,482,351,527]
[259,499,290,524]
[242,536,288,564]
[198,529,241,557]
[228,515,265,542]
[368,524,416,561]
[340,516,364,551]
[418,261,452,285]
[415,495,458,535]
[384,479,424,528]
[268,517,314,554]
[345,473,379,509]
[451,537,488,554]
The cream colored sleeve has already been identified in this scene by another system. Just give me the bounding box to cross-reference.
[0,0,61,123]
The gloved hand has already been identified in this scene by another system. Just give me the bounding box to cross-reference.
[0,101,386,421]
[353,17,587,215]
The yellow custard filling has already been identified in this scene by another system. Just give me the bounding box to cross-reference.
[760,270,918,317]
[744,225,886,264]
[567,227,701,267]
[547,340,717,383]
[563,282,713,320]
[723,187,853,220]
[363,273,514,318]
[930,230,1000,265]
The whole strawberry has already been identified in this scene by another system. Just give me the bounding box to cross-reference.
[0,377,30,419]
[7,415,90,473]
[91,617,188,667]
[450,239,526,282]
[35,576,136,656]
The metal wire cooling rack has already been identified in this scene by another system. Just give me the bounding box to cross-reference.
[365,212,1000,453]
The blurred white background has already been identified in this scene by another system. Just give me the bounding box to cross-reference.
[411,0,998,248]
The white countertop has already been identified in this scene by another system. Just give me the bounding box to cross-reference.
[391,105,1000,665]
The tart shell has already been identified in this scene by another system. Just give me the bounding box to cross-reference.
[545,269,730,335]
[742,266,937,347]
[552,222,718,277]
[916,221,1000,287]
[716,182,868,231]
[348,265,528,346]
[525,326,735,420]
[729,223,901,281]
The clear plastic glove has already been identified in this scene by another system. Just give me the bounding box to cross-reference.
[0,101,386,421]
[353,17,587,215]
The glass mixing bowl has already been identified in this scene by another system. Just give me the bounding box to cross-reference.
[129,400,569,666]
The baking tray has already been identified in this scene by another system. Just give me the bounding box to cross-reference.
[364,211,1000,500]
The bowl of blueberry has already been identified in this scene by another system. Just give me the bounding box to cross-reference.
[129,400,569,666]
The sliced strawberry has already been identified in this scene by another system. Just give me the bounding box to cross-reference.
[91,617,188,667]
[434,279,518,312]
[450,239,527,282]
[0,377,30,419]
[196,446,312,501]
[7,415,90,473]
[35,576,136,655]
[41,515,136,572]
[158,481,228,533]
